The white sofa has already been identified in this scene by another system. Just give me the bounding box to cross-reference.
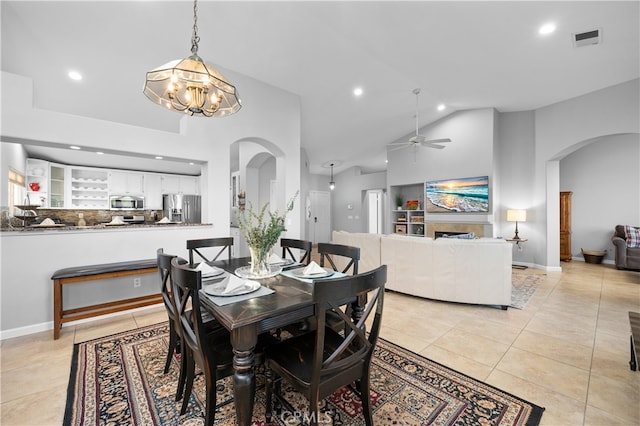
[332,231,513,309]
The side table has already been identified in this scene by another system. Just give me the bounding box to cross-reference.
[506,238,529,269]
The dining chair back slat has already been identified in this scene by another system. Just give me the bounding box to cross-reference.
[187,237,233,266]
[317,242,360,275]
[280,238,313,265]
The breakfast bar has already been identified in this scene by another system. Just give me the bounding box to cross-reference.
[0,223,214,339]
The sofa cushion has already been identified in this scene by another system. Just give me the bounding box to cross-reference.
[624,225,640,248]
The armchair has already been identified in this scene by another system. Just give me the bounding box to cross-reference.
[612,225,640,270]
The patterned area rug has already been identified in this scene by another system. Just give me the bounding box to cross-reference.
[64,323,544,426]
[511,272,545,309]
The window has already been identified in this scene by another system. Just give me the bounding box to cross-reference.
[8,168,25,215]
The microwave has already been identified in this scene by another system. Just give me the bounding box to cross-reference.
[110,195,145,210]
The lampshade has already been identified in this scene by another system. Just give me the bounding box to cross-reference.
[507,209,527,222]
[143,0,241,118]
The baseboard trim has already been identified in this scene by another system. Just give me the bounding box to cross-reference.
[0,303,163,341]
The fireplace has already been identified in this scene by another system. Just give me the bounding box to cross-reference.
[426,222,490,238]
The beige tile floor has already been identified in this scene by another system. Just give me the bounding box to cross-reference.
[1,261,639,425]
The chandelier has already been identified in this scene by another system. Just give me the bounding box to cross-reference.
[143,0,241,117]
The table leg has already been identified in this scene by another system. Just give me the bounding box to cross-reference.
[53,279,62,340]
[231,326,258,426]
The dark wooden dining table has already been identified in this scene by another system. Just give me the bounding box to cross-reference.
[199,257,315,426]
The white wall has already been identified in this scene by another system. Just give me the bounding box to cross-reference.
[560,134,640,261]
[535,78,640,269]
[387,108,497,227]
[331,167,386,233]
[1,71,302,239]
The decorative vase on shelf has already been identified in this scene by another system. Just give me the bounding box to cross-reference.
[236,191,299,278]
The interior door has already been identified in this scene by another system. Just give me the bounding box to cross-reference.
[366,189,383,234]
[309,190,331,244]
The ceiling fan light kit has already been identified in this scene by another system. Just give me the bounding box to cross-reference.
[143,0,241,117]
[388,88,451,152]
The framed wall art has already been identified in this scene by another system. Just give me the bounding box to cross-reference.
[425,176,489,213]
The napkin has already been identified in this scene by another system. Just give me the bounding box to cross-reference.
[269,253,285,264]
[196,263,223,277]
[222,274,260,295]
[40,218,55,226]
[109,216,125,224]
[302,261,326,276]
[158,217,171,223]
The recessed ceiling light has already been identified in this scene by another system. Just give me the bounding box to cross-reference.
[437,104,446,111]
[68,70,83,81]
[189,162,195,166]
[539,23,556,35]
[96,151,104,155]
[155,156,163,160]
[353,87,363,97]
[69,145,81,150]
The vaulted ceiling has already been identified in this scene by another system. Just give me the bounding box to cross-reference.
[2,1,638,175]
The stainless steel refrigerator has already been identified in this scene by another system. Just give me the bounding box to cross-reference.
[162,194,201,223]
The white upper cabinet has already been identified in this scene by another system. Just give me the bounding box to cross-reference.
[143,173,163,209]
[161,175,199,195]
[109,171,144,194]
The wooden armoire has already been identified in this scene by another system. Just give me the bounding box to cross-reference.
[560,191,572,261]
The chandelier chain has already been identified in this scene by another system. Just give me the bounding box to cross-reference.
[191,0,200,55]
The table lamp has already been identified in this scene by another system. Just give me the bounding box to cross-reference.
[507,209,527,240]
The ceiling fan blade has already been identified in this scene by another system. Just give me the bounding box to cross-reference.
[421,142,447,149]
[425,138,451,144]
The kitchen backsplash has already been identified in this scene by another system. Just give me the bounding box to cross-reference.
[31,209,164,226]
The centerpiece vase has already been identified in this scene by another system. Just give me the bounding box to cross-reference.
[249,244,272,277]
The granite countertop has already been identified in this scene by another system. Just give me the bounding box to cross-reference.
[0,222,211,233]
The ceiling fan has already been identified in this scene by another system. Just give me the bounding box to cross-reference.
[388,88,451,152]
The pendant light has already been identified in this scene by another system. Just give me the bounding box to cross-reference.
[143,0,241,117]
[329,163,336,190]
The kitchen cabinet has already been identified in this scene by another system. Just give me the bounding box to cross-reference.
[69,167,109,209]
[109,171,144,194]
[144,173,163,209]
[49,163,66,208]
[161,175,199,195]
[25,158,48,207]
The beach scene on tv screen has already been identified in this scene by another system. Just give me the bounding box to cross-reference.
[425,176,489,213]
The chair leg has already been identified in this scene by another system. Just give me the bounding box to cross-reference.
[265,368,274,423]
[180,354,195,415]
[175,341,188,401]
[164,321,177,374]
[360,371,373,426]
[204,370,217,426]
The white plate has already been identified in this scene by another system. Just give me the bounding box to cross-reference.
[270,258,294,266]
[204,279,261,297]
[31,223,66,228]
[201,268,225,278]
[291,267,335,279]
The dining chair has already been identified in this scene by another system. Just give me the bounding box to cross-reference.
[317,242,360,275]
[186,237,233,267]
[280,238,313,265]
[264,265,387,426]
[157,248,179,376]
[171,256,277,425]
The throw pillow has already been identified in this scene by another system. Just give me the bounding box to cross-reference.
[624,225,640,248]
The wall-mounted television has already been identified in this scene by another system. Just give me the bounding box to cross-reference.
[425,176,489,213]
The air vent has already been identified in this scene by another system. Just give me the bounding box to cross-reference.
[573,29,602,47]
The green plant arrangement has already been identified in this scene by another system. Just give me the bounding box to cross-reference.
[236,190,299,277]
[395,194,403,209]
